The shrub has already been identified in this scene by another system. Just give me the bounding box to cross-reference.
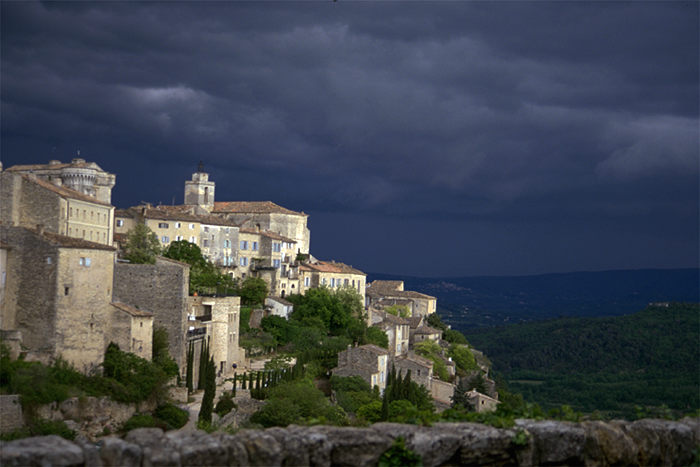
[215,391,237,417]
[121,414,163,432]
[378,437,422,467]
[154,403,189,429]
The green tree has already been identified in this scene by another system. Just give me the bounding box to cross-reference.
[198,356,215,424]
[123,224,161,264]
[152,327,178,377]
[164,240,238,295]
[366,327,389,349]
[385,305,410,318]
[238,277,268,306]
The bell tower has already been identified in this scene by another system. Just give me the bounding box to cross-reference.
[184,161,215,212]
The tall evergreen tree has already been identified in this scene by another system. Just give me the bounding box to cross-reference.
[186,342,194,393]
[198,356,215,424]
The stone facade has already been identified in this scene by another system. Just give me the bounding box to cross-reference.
[371,310,410,357]
[110,303,154,361]
[366,280,437,317]
[0,172,114,246]
[186,295,241,377]
[0,395,23,434]
[333,344,389,393]
[298,260,366,303]
[394,352,434,391]
[0,226,117,371]
[113,257,190,370]
[265,297,294,319]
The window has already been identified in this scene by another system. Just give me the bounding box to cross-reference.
[252,241,258,251]
[273,259,281,268]
[223,240,231,248]
[175,222,181,229]
[203,226,209,232]
[189,223,195,229]
[203,239,209,247]
[79,257,91,267]
[162,236,170,243]
[189,236,196,244]
[175,235,183,241]
[330,278,336,287]
[304,277,310,287]
[272,242,281,252]
[240,241,248,250]
[239,257,248,267]
[224,228,229,233]
[116,219,124,227]
[322,278,327,285]
[158,222,169,229]
[65,287,70,296]
[70,207,73,217]
[46,257,52,264]
[344,279,349,287]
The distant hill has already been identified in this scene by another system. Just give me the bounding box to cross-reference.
[367,268,699,329]
[462,303,700,418]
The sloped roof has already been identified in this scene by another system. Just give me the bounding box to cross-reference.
[112,302,153,318]
[40,230,116,251]
[22,175,112,207]
[414,325,442,335]
[302,260,365,276]
[212,201,306,216]
[239,228,296,243]
[367,280,404,292]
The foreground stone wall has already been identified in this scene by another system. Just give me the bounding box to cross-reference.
[1,418,697,466]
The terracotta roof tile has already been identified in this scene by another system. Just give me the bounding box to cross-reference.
[212,201,306,216]
[302,260,365,276]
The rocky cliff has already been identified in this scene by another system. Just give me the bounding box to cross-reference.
[1,418,698,466]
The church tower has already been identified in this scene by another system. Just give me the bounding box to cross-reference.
[184,161,215,212]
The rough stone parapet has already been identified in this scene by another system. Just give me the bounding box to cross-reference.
[1,418,697,466]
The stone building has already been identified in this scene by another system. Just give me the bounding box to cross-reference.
[3,157,116,204]
[298,260,367,303]
[333,344,389,393]
[112,257,191,370]
[0,172,114,246]
[410,324,442,346]
[0,225,141,371]
[465,390,500,413]
[110,302,154,361]
[393,352,434,391]
[186,295,241,378]
[366,280,437,317]
[370,310,410,357]
[265,297,294,319]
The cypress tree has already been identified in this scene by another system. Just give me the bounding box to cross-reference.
[381,388,389,421]
[241,373,247,390]
[198,356,215,424]
[186,342,194,393]
[249,371,254,391]
[232,372,237,397]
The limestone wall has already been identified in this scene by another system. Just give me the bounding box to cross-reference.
[1,418,698,466]
[0,395,23,434]
[113,258,190,369]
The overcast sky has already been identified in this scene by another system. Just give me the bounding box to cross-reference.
[2,1,698,277]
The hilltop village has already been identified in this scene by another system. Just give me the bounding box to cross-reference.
[0,157,498,416]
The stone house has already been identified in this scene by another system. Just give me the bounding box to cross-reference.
[410,324,442,346]
[0,172,114,246]
[333,344,389,393]
[393,352,434,391]
[186,295,241,378]
[265,297,294,319]
[370,310,410,357]
[110,302,154,361]
[465,390,500,413]
[0,225,146,371]
[365,280,437,317]
[298,260,366,303]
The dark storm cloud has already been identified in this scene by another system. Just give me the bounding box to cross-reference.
[2,1,697,275]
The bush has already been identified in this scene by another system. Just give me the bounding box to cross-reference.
[378,437,422,467]
[122,414,163,432]
[154,403,189,429]
[0,419,76,442]
[215,391,237,417]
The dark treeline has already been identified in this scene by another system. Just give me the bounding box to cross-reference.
[464,303,699,418]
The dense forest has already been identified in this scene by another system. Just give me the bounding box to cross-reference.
[463,303,699,419]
